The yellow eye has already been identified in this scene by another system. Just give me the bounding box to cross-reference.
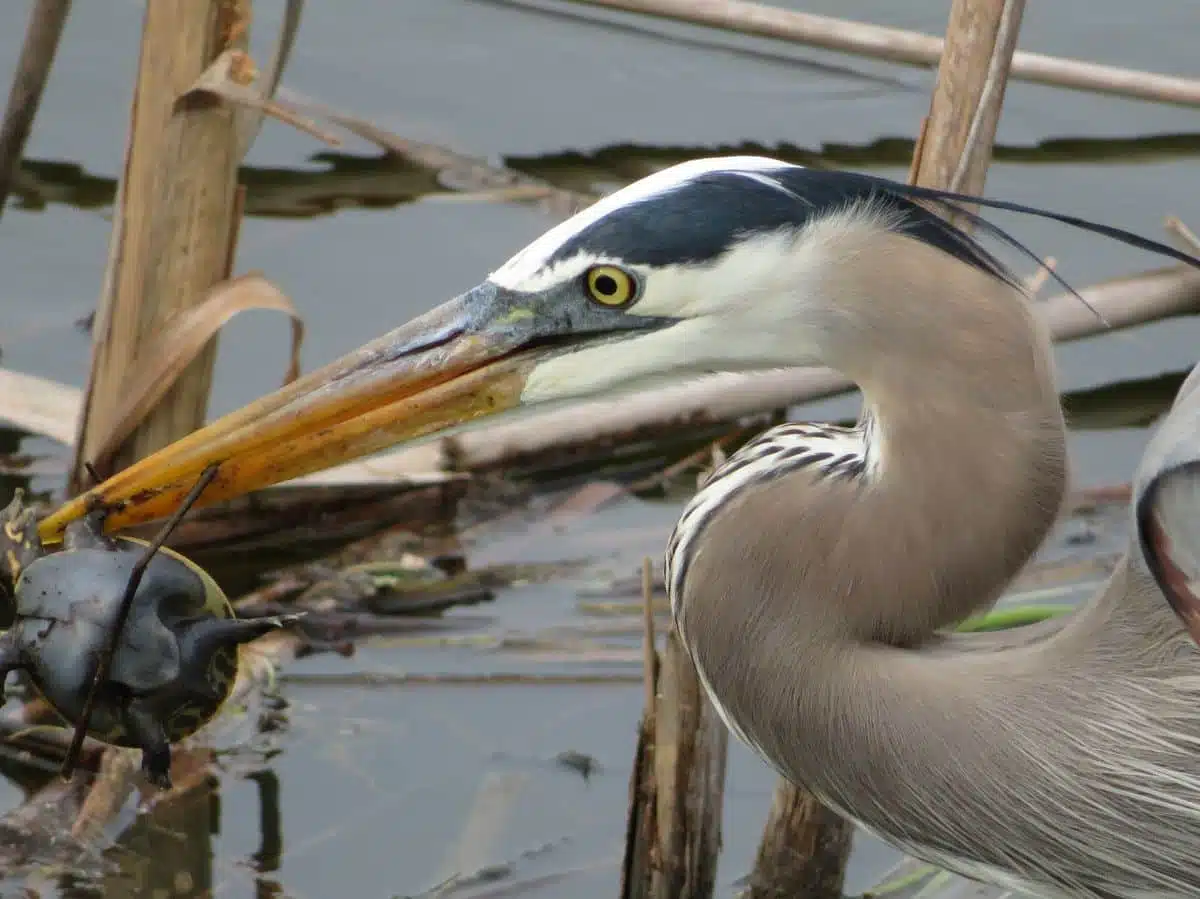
[584,265,637,307]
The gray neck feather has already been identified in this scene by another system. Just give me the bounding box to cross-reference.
[669,230,1200,897]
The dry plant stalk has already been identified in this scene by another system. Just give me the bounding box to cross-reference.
[641,557,659,712]
[1024,257,1058,297]
[744,789,853,899]
[87,274,304,466]
[651,629,728,899]
[0,0,72,218]
[621,555,728,899]
[191,48,341,149]
[747,1,1024,895]
[44,0,315,849]
[551,0,1200,109]
[1165,216,1200,256]
[911,0,1025,217]
[70,0,251,490]
[619,557,661,899]
[906,116,930,185]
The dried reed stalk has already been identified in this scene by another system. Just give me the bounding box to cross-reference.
[551,0,1200,108]
[0,0,72,218]
[621,557,728,899]
[69,0,250,490]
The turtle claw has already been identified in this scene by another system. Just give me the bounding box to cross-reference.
[142,754,173,791]
[0,635,25,709]
[125,698,173,791]
[263,612,306,631]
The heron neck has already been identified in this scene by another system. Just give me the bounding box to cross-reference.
[676,256,1092,867]
[673,232,1200,892]
[678,317,1073,743]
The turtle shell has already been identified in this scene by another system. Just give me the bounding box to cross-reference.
[12,537,240,745]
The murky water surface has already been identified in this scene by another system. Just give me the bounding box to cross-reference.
[0,0,1197,896]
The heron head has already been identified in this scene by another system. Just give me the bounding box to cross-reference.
[39,156,1007,537]
[439,155,865,404]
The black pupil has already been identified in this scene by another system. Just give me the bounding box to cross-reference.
[594,273,619,296]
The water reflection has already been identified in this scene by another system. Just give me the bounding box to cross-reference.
[94,775,219,899]
[247,770,284,875]
[51,768,286,899]
[10,131,1200,220]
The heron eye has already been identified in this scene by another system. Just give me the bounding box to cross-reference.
[584,265,637,308]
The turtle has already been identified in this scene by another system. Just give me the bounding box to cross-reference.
[0,508,289,789]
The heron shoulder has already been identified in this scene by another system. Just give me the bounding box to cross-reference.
[666,419,874,623]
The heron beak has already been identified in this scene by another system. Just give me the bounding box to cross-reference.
[38,284,544,542]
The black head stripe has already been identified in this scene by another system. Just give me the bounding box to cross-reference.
[545,162,1200,325]
[546,166,1016,287]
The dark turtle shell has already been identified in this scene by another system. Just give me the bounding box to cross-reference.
[12,537,241,746]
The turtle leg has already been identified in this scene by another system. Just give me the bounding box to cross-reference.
[177,616,294,699]
[123,697,172,790]
[0,635,24,708]
[177,619,300,696]
[185,616,294,656]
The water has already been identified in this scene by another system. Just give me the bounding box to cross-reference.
[0,0,1197,896]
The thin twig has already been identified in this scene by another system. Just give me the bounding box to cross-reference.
[60,462,220,780]
[82,461,102,487]
[0,0,73,218]
[1165,216,1200,256]
[628,430,744,493]
[540,0,1200,109]
[641,556,658,714]
[1024,256,1058,297]
[906,115,930,185]
[223,184,247,281]
[947,0,1025,193]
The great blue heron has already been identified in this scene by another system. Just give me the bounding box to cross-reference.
[41,157,1200,897]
